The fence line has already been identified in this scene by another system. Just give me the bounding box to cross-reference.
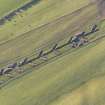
[0,31,105,89]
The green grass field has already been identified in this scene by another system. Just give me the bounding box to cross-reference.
[0,21,105,105]
[0,0,89,44]
[0,0,105,105]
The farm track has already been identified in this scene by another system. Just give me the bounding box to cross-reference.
[0,33,105,89]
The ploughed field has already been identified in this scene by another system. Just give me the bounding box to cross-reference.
[0,0,105,105]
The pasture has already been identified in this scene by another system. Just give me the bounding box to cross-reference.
[0,21,105,105]
[0,0,105,105]
[0,0,89,44]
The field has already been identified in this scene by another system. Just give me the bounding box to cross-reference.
[0,0,105,105]
[0,0,89,43]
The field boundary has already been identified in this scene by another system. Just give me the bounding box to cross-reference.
[0,0,41,25]
[0,32,105,89]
